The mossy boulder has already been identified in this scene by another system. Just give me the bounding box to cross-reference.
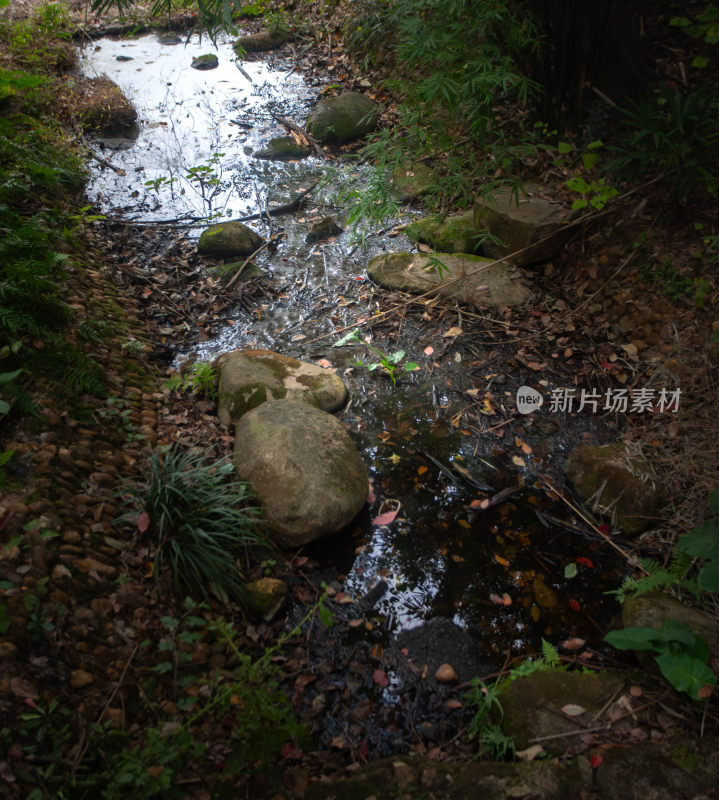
[405,210,483,254]
[191,53,218,70]
[215,348,348,426]
[305,216,343,244]
[75,76,137,134]
[252,135,310,160]
[390,162,437,201]
[500,670,625,754]
[306,91,379,144]
[565,442,664,535]
[474,183,575,266]
[233,30,294,54]
[233,400,368,547]
[367,252,530,309]
[197,222,264,258]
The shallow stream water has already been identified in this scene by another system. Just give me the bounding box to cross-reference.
[80,32,624,666]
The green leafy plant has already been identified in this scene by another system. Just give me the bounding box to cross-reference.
[332,328,419,385]
[610,491,719,601]
[670,5,719,46]
[163,361,217,400]
[117,443,265,601]
[675,490,719,591]
[605,619,717,700]
[609,84,719,203]
[465,678,514,758]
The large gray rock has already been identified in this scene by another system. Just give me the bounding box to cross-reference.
[197,222,264,258]
[475,183,575,266]
[565,442,664,535]
[233,400,368,547]
[306,91,379,144]
[215,349,348,426]
[367,252,530,309]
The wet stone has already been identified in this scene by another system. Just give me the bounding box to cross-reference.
[305,216,343,244]
[191,53,219,70]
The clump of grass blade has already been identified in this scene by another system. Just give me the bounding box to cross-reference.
[119,443,265,602]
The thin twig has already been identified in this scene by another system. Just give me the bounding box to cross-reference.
[97,642,139,724]
[225,232,283,290]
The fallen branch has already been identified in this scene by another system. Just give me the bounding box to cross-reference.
[233,180,319,222]
[225,231,284,290]
[85,147,126,175]
[269,110,332,160]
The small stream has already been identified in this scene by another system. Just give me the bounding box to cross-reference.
[80,32,624,666]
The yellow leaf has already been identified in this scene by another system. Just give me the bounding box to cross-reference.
[417,465,428,475]
[494,554,510,567]
[458,519,471,529]
[389,453,401,465]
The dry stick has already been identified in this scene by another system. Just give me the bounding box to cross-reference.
[268,110,333,161]
[527,698,661,744]
[306,174,668,346]
[96,642,140,724]
[593,681,626,723]
[538,475,650,574]
[225,233,283,290]
[233,180,319,222]
[234,60,253,84]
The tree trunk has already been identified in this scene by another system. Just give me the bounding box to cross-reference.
[529,0,656,128]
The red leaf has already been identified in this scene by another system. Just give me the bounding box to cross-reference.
[281,743,302,759]
[373,509,398,526]
[576,557,594,568]
[489,593,512,606]
[569,598,581,612]
[372,668,389,687]
[137,511,150,533]
[598,524,610,535]
[590,753,603,769]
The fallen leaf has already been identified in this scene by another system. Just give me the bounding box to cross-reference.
[417,465,428,476]
[517,744,544,761]
[494,554,510,567]
[137,511,150,533]
[469,498,489,509]
[424,346,434,356]
[569,598,581,612]
[315,358,333,369]
[561,704,586,716]
[372,668,389,687]
[562,637,586,651]
[576,557,594,568]
[511,455,525,467]
[490,593,512,606]
[590,753,603,769]
[629,685,643,698]
[564,562,578,579]
[621,343,638,358]
[443,326,463,338]
[373,509,398,526]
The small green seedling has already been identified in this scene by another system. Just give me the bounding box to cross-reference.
[333,329,418,385]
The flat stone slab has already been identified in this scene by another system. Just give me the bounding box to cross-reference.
[253,135,310,160]
[367,252,530,308]
[233,400,368,548]
[475,183,575,266]
[215,348,348,427]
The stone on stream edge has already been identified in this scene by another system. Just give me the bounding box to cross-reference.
[233,30,294,53]
[305,216,343,244]
[475,183,575,265]
[233,400,368,548]
[197,221,265,258]
[405,211,483,254]
[367,252,530,309]
[565,442,664,535]
[500,670,625,755]
[215,349,348,427]
[306,91,379,144]
[253,135,310,160]
[244,577,287,619]
[75,76,137,135]
[191,54,219,70]
[390,162,437,201]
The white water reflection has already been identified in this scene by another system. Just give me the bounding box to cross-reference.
[79,33,314,222]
